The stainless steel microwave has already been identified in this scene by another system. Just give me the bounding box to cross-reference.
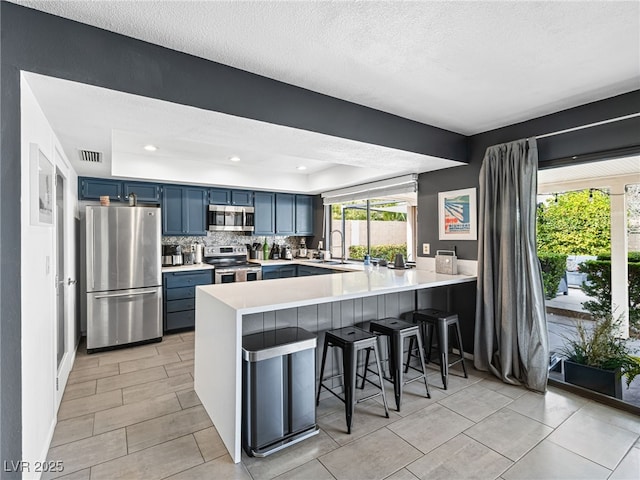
[208,205,255,232]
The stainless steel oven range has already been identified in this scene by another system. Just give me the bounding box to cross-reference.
[204,245,262,283]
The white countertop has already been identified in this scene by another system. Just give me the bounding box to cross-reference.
[197,267,475,314]
[162,264,215,273]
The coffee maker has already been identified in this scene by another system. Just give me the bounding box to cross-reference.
[162,245,183,266]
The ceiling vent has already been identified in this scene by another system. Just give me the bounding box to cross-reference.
[78,149,102,163]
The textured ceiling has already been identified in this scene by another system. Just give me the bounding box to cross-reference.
[13,0,640,135]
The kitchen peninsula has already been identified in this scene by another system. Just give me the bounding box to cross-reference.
[194,265,476,462]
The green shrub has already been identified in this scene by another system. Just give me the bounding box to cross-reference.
[349,244,407,262]
[581,254,640,336]
[596,251,640,262]
[538,253,568,300]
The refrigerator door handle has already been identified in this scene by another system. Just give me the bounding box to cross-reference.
[94,289,158,299]
[87,207,95,290]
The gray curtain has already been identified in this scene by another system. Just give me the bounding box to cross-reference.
[474,138,549,393]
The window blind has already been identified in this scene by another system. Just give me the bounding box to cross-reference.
[321,174,418,205]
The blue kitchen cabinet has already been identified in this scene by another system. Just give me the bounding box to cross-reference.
[209,188,253,206]
[279,265,298,278]
[231,190,253,206]
[295,195,314,235]
[254,192,275,235]
[163,270,214,332]
[209,188,231,205]
[123,181,161,203]
[262,264,298,280]
[275,193,295,235]
[261,266,280,280]
[162,185,208,235]
[184,187,208,235]
[297,265,338,276]
[79,177,123,201]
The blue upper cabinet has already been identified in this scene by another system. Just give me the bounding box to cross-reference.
[209,188,253,206]
[254,192,275,235]
[79,177,123,201]
[162,185,207,236]
[275,193,295,235]
[123,182,161,203]
[231,190,253,206]
[162,185,185,235]
[80,177,162,203]
[184,187,208,235]
[209,188,231,205]
[295,195,314,235]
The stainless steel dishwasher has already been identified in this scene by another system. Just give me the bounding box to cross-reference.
[242,327,318,457]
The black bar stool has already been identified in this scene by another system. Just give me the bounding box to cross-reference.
[316,326,389,434]
[409,308,467,389]
[361,318,430,412]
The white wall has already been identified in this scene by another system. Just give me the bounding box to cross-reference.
[21,74,79,479]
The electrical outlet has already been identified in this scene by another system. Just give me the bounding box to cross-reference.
[422,243,430,255]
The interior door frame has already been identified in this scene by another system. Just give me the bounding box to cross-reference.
[53,145,76,409]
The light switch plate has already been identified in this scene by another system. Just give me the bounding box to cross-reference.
[422,243,430,255]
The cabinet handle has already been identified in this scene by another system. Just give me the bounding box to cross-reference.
[95,289,157,299]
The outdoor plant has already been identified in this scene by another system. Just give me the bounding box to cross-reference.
[538,253,567,300]
[560,314,640,388]
[349,244,407,261]
[581,252,640,337]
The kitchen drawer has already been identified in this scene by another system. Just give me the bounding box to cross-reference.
[165,310,195,331]
[164,270,213,288]
[166,298,195,313]
[165,286,195,301]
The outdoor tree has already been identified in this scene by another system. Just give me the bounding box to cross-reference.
[537,189,610,255]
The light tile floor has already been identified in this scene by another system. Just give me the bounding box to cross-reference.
[46,332,640,480]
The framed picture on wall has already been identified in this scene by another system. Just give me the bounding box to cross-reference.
[30,143,54,226]
[438,187,477,240]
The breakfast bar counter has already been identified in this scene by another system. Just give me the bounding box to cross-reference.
[194,267,476,462]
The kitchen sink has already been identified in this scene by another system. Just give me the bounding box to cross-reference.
[306,259,349,265]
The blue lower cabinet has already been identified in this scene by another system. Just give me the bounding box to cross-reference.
[297,265,337,276]
[279,265,297,278]
[162,270,213,332]
[261,264,298,280]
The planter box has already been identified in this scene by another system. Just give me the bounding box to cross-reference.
[563,359,622,399]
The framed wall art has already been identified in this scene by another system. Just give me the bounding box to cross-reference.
[30,143,54,226]
[438,187,477,240]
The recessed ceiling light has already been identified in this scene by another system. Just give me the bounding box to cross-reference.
[230,156,241,162]
[144,144,157,152]
[296,165,307,171]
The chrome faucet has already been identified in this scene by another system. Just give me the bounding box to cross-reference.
[330,229,346,263]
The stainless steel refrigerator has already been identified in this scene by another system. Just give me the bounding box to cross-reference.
[85,206,162,352]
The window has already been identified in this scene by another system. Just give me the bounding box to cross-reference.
[328,195,417,262]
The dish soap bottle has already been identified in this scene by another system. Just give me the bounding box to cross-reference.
[262,238,269,261]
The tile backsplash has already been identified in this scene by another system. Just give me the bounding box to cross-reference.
[162,231,303,250]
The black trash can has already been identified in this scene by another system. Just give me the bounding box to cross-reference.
[242,327,319,457]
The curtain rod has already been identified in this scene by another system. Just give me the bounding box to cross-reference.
[534,112,640,140]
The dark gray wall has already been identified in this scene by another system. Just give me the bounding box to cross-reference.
[417,91,640,260]
[1,4,23,477]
